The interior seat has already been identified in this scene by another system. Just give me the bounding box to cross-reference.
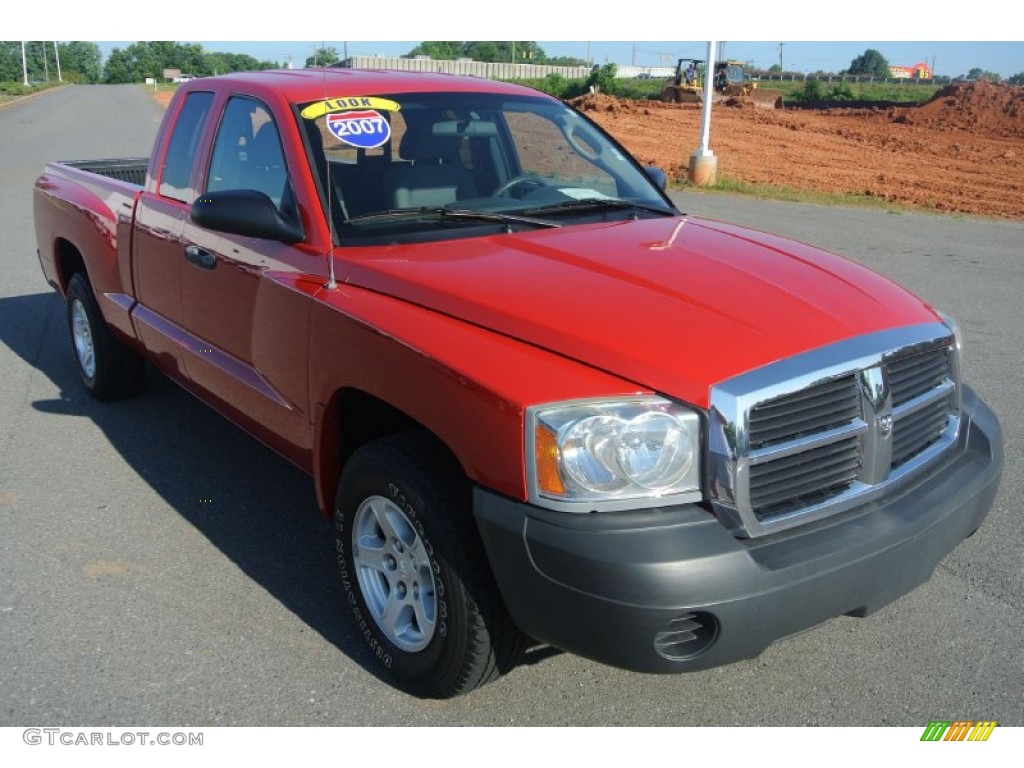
[383,124,476,208]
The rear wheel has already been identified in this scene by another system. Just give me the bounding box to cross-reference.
[65,272,144,401]
[334,433,525,698]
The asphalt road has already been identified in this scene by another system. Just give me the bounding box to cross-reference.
[1,85,1021,727]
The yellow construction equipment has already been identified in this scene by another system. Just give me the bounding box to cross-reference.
[661,59,784,109]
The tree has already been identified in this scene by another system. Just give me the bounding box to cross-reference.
[305,47,339,68]
[0,41,67,83]
[795,78,825,103]
[586,63,618,94]
[204,52,275,75]
[0,42,24,81]
[962,67,1001,82]
[1008,72,1024,85]
[846,48,890,79]
[465,41,500,62]
[403,41,549,64]
[103,41,177,83]
[546,55,588,68]
[100,41,275,83]
[57,41,103,83]
[405,41,463,60]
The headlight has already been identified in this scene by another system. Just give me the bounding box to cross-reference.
[527,397,702,512]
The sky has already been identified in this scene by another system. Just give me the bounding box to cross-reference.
[90,40,1022,79]
[12,1,1024,79]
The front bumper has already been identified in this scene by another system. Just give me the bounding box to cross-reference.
[473,385,1002,673]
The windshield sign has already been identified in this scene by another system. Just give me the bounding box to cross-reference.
[297,91,674,244]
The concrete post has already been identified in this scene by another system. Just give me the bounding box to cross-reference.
[688,40,718,186]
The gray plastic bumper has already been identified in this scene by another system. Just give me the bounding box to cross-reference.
[473,386,1002,673]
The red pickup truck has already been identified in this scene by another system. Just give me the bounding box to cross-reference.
[34,70,1002,699]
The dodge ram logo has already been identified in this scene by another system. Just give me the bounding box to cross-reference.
[877,412,894,438]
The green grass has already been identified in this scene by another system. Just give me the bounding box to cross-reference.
[0,80,64,103]
[762,79,942,105]
[507,74,944,106]
[509,76,664,101]
[675,172,920,214]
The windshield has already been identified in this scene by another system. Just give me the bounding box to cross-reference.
[725,65,745,84]
[296,91,675,245]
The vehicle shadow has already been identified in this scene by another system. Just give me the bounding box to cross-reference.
[0,291,389,681]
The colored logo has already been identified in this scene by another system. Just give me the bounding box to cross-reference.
[326,110,391,149]
[301,96,401,120]
[920,721,997,742]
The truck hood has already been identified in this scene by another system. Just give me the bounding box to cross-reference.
[343,216,940,408]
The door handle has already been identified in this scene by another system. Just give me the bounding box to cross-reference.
[185,245,217,271]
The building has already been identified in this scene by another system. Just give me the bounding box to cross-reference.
[889,62,933,79]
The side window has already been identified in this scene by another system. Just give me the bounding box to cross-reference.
[207,97,291,210]
[159,91,214,201]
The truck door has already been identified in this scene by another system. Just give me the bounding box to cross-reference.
[131,91,214,384]
[180,95,315,467]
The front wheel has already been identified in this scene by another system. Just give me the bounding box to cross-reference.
[334,433,525,698]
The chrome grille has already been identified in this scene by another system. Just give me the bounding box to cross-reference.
[892,390,955,467]
[749,436,861,518]
[889,349,952,406]
[709,324,961,538]
[749,374,860,448]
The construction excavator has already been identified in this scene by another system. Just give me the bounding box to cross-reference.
[661,59,784,109]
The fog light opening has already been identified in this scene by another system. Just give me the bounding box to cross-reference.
[653,611,718,661]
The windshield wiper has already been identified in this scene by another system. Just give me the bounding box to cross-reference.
[344,206,562,229]
[522,198,677,217]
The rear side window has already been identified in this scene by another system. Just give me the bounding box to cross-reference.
[159,91,214,201]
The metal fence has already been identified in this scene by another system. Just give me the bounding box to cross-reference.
[338,56,591,81]
[336,57,958,87]
[756,72,952,86]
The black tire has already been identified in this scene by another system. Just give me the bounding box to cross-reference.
[334,432,525,698]
[65,272,145,401]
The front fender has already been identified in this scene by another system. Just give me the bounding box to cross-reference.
[308,283,644,513]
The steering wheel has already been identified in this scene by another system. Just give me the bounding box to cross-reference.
[567,128,601,162]
[493,175,550,198]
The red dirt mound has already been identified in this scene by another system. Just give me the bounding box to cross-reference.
[571,86,1023,219]
[902,81,1024,139]
[570,93,647,115]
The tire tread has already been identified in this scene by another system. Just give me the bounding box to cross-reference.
[337,432,526,698]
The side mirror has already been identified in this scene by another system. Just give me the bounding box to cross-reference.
[643,165,668,190]
[191,189,304,244]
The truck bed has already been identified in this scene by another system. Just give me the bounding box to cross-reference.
[57,158,149,187]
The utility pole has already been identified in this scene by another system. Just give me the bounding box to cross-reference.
[21,41,29,86]
[53,42,62,82]
[688,40,718,186]
[779,42,785,71]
